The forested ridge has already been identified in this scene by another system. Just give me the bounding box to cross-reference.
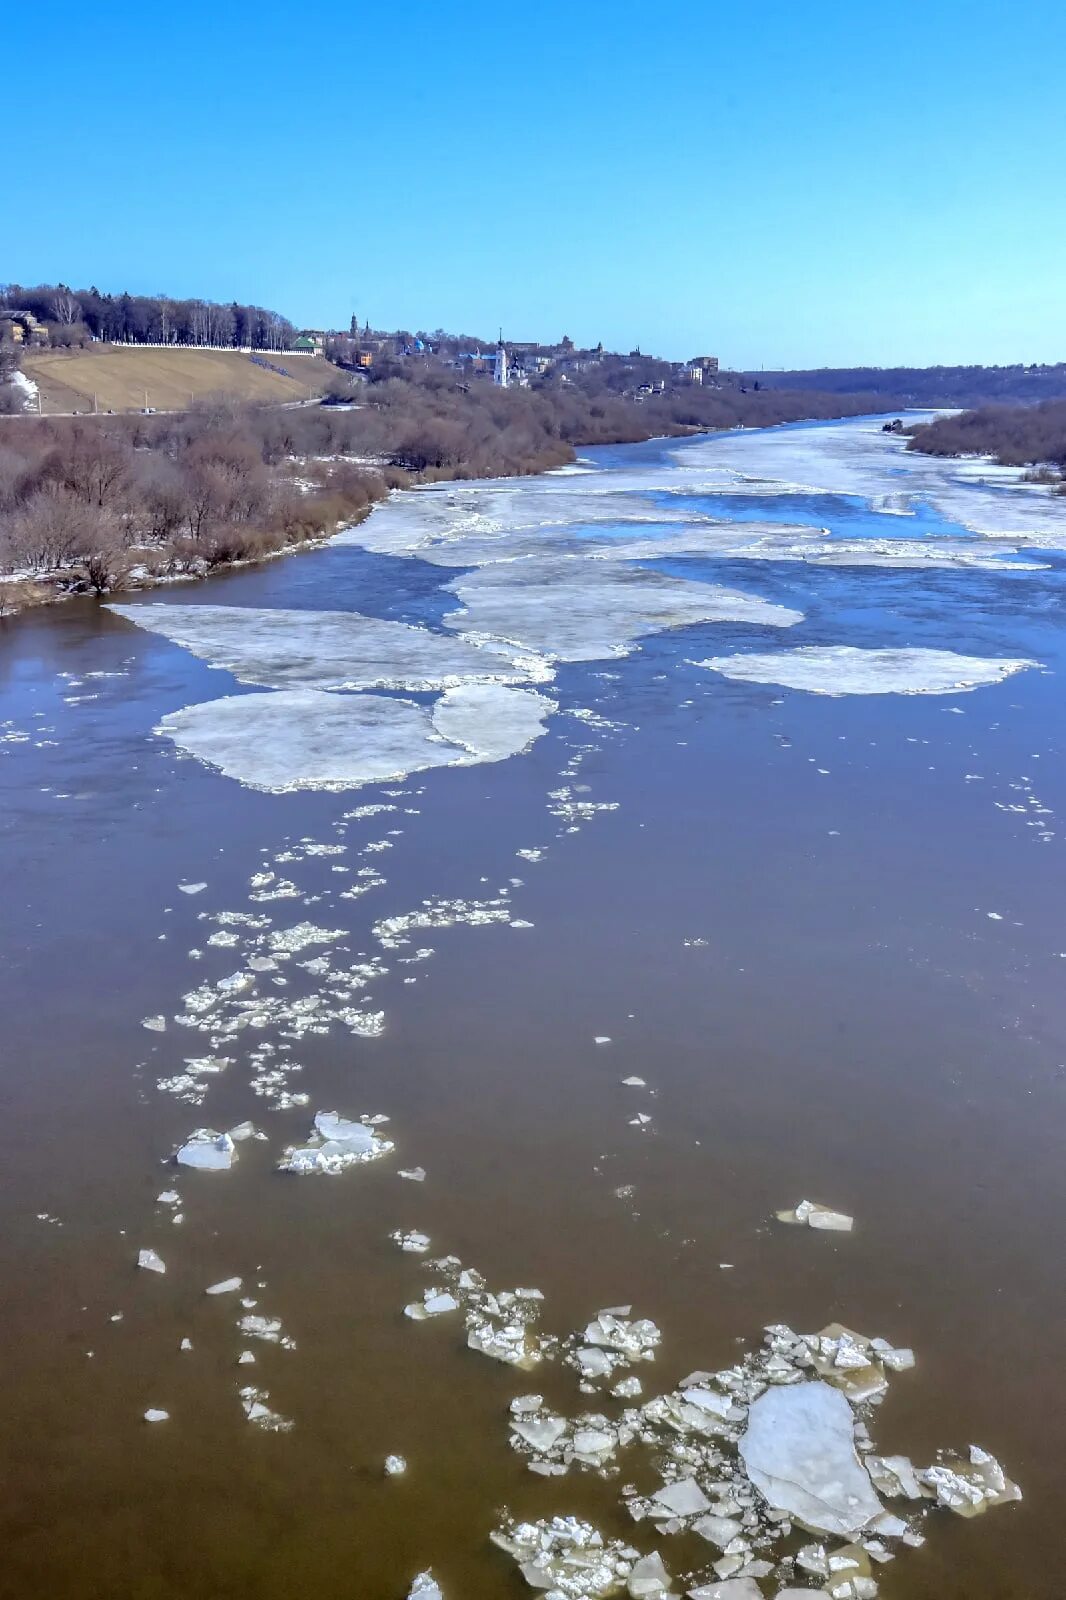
[743,365,1066,407]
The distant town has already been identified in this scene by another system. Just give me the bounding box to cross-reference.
[0,284,720,405]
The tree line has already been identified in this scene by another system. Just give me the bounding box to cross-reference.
[1,283,295,350]
[907,400,1066,489]
[742,365,1066,407]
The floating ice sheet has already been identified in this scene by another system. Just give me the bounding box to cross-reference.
[443,558,802,662]
[695,646,1037,697]
[109,603,550,691]
[157,683,556,793]
[737,1381,883,1538]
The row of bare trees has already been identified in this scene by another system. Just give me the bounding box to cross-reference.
[1,283,296,351]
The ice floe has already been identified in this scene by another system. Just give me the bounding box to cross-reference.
[776,1200,854,1232]
[174,1129,237,1170]
[442,558,801,662]
[137,1248,166,1274]
[109,603,551,690]
[407,1573,442,1600]
[695,646,1038,697]
[738,1381,882,1538]
[157,681,556,793]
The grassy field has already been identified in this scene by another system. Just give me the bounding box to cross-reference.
[19,346,341,415]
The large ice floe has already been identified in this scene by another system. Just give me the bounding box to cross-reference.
[109,603,551,689]
[441,559,802,662]
[157,683,556,792]
[694,646,1038,697]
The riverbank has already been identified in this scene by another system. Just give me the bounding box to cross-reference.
[0,383,884,620]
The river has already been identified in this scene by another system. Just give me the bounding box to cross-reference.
[1,416,1063,1600]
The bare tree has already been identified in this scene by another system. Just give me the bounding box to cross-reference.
[51,288,82,325]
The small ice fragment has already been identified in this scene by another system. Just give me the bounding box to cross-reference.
[142,1016,166,1032]
[175,1129,236,1170]
[407,1574,442,1600]
[206,1277,243,1296]
[621,1075,646,1087]
[384,1454,407,1475]
[595,1036,612,1045]
[687,1579,765,1599]
[137,1248,166,1274]
[237,1350,256,1365]
[776,1199,854,1232]
[156,1190,181,1207]
[628,1551,672,1597]
[652,1477,711,1517]
[180,1337,193,1352]
[144,1408,169,1423]
[391,1230,431,1253]
[398,1167,426,1182]
[178,882,207,895]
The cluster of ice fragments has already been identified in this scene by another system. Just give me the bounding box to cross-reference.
[404,1256,548,1370]
[487,1318,1019,1600]
[278,1110,394,1176]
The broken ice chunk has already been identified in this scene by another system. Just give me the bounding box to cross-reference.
[178,882,207,895]
[687,1581,764,1600]
[737,1380,882,1538]
[142,1015,166,1032]
[627,1551,673,1597]
[776,1200,854,1232]
[206,1277,243,1296]
[279,1109,394,1175]
[238,1314,294,1347]
[404,1290,460,1320]
[175,1129,236,1170]
[622,1076,646,1087]
[407,1574,442,1600]
[651,1477,712,1519]
[384,1454,407,1476]
[398,1167,426,1182]
[391,1230,431,1253]
[917,1447,1021,1517]
[239,1385,293,1432]
[179,1337,193,1352]
[137,1248,166,1274]
[144,1408,170,1423]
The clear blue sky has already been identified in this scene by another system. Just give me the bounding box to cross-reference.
[8,0,1066,368]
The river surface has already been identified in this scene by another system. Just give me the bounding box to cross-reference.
[1,417,1064,1600]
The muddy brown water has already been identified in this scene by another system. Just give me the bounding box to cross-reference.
[1,433,1064,1599]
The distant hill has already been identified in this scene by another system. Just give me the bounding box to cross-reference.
[738,365,1066,408]
[19,346,345,415]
